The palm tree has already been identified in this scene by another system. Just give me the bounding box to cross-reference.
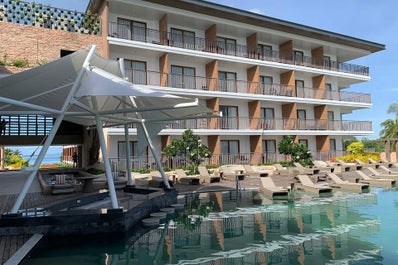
[379,101,398,151]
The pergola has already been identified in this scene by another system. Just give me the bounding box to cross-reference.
[0,45,216,213]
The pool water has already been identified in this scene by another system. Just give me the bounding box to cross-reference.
[22,188,398,265]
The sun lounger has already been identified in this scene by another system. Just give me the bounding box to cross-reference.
[175,169,201,185]
[149,171,174,188]
[327,173,369,193]
[355,170,396,188]
[274,163,291,175]
[296,174,333,195]
[379,158,396,168]
[354,158,378,169]
[198,166,221,183]
[259,177,289,199]
[313,160,337,173]
[366,167,398,179]
[243,164,270,177]
[293,162,320,175]
[219,165,247,181]
[336,160,362,171]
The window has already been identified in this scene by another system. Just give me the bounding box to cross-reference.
[325,83,332,99]
[258,44,273,59]
[118,141,138,158]
[262,140,276,163]
[124,60,147,84]
[170,28,195,49]
[299,139,308,147]
[295,80,304,97]
[294,50,304,64]
[218,71,237,92]
[217,37,236,55]
[171,65,195,89]
[260,76,274,94]
[117,18,146,41]
[261,107,274,129]
[327,111,334,121]
[220,105,238,129]
[324,56,331,69]
[330,139,336,152]
[221,140,239,164]
[297,109,306,130]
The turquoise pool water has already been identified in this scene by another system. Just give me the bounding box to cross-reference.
[22,188,398,264]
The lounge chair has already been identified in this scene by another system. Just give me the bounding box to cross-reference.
[379,158,396,168]
[336,160,362,171]
[354,158,378,169]
[243,164,270,178]
[259,176,289,199]
[313,160,336,173]
[198,166,221,183]
[148,171,174,188]
[296,174,333,195]
[327,173,369,193]
[274,163,291,175]
[293,162,320,175]
[355,170,396,188]
[175,169,201,185]
[219,165,247,181]
[366,167,398,179]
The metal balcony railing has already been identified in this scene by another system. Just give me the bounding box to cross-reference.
[0,115,53,136]
[125,69,371,104]
[164,117,372,131]
[108,150,348,170]
[109,22,370,76]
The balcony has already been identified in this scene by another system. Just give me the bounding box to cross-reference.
[125,69,371,104]
[109,22,369,76]
[164,117,372,132]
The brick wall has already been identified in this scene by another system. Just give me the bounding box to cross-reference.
[0,21,106,74]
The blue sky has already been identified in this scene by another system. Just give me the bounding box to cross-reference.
[31,0,395,139]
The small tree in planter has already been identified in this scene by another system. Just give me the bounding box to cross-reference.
[277,135,314,167]
[162,129,212,174]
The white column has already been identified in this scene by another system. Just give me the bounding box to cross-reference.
[96,115,119,208]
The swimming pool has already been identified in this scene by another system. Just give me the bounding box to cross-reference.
[22,188,398,264]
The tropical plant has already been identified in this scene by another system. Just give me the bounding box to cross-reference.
[277,135,314,166]
[162,129,211,174]
[346,141,364,154]
[4,148,27,168]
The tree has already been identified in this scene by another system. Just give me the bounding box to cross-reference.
[4,148,26,168]
[346,141,364,154]
[277,135,313,166]
[162,129,212,174]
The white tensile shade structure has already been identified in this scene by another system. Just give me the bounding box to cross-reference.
[0,46,216,212]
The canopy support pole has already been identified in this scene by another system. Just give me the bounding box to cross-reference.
[140,121,171,189]
[96,114,119,208]
[124,124,134,186]
[10,45,98,213]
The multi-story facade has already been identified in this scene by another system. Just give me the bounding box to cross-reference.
[0,0,385,168]
[90,0,384,166]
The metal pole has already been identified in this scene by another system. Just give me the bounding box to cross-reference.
[124,124,134,186]
[140,121,171,189]
[96,114,119,208]
[10,45,98,213]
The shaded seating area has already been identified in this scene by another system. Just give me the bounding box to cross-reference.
[327,173,369,193]
[296,174,333,195]
[355,170,396,188]
[38,169,83,195]
[198,166,221,183]
[259,176,289,199]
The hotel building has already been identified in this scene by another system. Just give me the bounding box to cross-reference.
[0,0,385,168]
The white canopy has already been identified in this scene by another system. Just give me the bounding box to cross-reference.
[1,46,216,213]
[0,49,213,126]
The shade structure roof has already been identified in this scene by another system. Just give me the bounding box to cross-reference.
[0,48,215,127]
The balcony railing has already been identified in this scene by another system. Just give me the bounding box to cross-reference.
[108,150,348,170]
[109,22,369,76]
[125,69,371,104]
[164,117,372,131]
